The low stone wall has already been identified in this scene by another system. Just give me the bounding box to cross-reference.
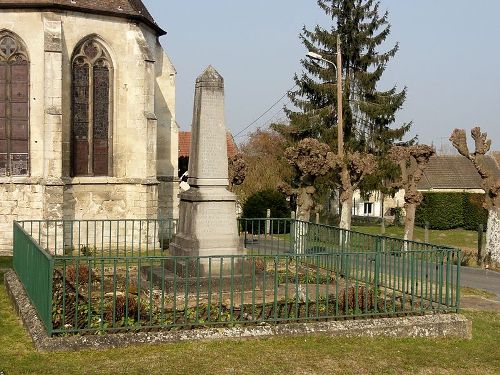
[4,270,472,353]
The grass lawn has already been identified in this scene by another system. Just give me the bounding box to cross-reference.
[353,224,483,253]
[1,271,499,374]
[0,257,12,270]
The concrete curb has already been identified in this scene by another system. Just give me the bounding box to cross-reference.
[4,270,472,353]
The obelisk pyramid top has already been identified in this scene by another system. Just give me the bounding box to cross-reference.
[196,65,224,88]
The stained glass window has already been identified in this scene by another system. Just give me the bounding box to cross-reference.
[71,39,112,176]
[0,31,29,177]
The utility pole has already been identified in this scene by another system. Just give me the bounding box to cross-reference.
[336,34,343,157]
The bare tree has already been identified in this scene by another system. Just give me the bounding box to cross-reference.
[389,145,435,241]
[234,129,292,202]
[450,127,500,264]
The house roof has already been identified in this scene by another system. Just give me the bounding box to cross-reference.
[0,0,165,35]
[418,155,500,191]
[179,131,238,159]
[491,151,500,168]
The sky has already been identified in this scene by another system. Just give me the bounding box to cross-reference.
[144,0,500,150]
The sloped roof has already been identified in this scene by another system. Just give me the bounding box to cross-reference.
[179,131,238,158]
[418,155,500,191]
[491,151,500,168]
[0,0,165,35]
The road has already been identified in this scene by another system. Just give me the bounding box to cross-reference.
[243,237,500,300]
[460,266,500,301]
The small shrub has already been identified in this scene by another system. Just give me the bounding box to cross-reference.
[337,286,375,312]
[80,245,96,257]
[105,295,139,322]
[65,263,93,284]
[454,250,474,267]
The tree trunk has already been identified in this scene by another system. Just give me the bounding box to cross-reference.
[404,203,416,242]
[485,207,500,264]
[294,187,315,254]
[339,190,353,231]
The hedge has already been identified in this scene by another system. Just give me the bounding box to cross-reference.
[415,192,488,230]
[462,194,489,231]
[242,189,291,234]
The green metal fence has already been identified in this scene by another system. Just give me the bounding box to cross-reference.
[12,222,54,335]
[13,218,461,337]
[239,218,457,255]
[18,219,177,257]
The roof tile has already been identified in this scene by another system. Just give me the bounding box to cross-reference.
[418,155,500,190]
[0,0,165,35]
[179,131,238,158]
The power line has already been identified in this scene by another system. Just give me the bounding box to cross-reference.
[236,98,292,142]
[234,84,297,138]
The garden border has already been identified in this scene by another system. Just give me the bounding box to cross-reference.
[5,270,472,352]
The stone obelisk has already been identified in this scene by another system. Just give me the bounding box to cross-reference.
[170,66,240,270]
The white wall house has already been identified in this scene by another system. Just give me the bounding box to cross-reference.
[329,154,500,219]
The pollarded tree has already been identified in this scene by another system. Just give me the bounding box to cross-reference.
[275,0,410,229]
[389,145,435,242]
[283,138,333,222]
[228,153,247,191]
[450,127,500,264]
[328,151,377,230]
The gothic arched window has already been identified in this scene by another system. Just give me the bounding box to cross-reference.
[71,39,113,176]
[0,31,29,176]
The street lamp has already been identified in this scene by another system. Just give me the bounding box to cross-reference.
[306,37,344,157]
[306,52,337,75]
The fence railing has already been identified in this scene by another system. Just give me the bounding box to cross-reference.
[12,222,54,334]
[239,218,456,255]
[13,218,461,337]
[18,219,178,257]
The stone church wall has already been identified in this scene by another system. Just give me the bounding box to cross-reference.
[0,10,178,255]
[0,183,44,253]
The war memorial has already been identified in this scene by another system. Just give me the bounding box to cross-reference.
[1,0,469,352]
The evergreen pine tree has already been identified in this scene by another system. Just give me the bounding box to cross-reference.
[281,0,409,152]
[275,0,410,226]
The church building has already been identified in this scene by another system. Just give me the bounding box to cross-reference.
[0,1,179,254]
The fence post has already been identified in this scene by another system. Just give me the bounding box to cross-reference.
[290,211,296,253]
[47,256,54,337]
[374,236,381,308]
[243,219,247,246]
[477,223,483,266]
[424,222,430,243]
[265,209,271,236]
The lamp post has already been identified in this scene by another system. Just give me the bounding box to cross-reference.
[306,35,343,157]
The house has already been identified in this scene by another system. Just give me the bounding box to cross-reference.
[416,155,500,193]
[178,131,237,177]
[0,0,179,254]
[331,154,500,219]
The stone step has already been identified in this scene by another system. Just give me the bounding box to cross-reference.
[140,265,273,294]
[162,257,260,278]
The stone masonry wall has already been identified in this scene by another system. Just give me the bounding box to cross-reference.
[0,183,44,255]
[0,10,178,255]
